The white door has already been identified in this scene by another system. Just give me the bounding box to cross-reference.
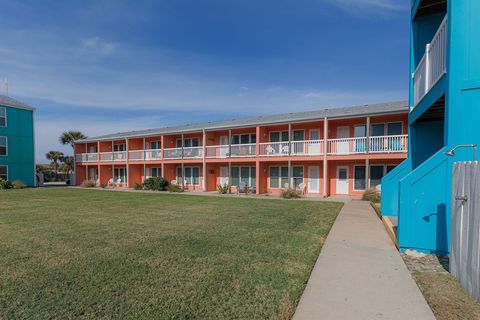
[220,167,228,186]
[336,126,350,154]
[308,166,320,193]
[220,136,228,158]
[336,166,349,195]
[89,168,97,181]
[309,130,321,155]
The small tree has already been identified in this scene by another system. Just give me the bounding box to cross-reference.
[46,151,64,181]
[60,156,75,175]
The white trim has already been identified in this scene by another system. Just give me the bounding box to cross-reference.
[268,165,304,189]
[0,164,8,180]
[0,106,6,128]
[176,137,200,148]
[307,165,320,193]
[0,136,7,156]
[370,121,404,136]
[176,165,201,186]
[353,164,367,191]
[229,166,256,188]
[336,165,349,195]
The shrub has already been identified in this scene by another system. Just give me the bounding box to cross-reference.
[100,183,107,189]
[281,188,301,199]
[362,188,381,203]
[80,180,96,188]
[134,182,144,190]
[0,179,13,190]
[144,177,169,191]
[167,184,183,193]
[217,183,230,194]
[12,180,26,189]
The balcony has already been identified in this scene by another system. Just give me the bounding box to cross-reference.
[163,147,203,160]
[75,152,98,163]
[128,149,163,161]
[327,135,408,155]
[413,16,447,108]
[206,144,256,158]
[258,140,324,157]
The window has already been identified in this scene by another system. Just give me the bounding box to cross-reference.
[113,144,126,151]
[370,165,385,189]
[354,166,366,190]
[149,141,161,150]
[230,166,256,188]
[150,167,161,177]
[293,166,304,188]
[387,122,402,136]
[0,165,7,180]
[0,107,5,127]
[0,136,6,156]
[370,124,385,136]
[231,133,256,145]
[354,125,366,137]
[177,166,200,185]
[269,166,303,188]
[176,138,200,148]
[113,167,127,182]
[269,131,289,142]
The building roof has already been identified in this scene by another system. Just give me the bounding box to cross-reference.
[0,94,35,111]
[79,100,408,143]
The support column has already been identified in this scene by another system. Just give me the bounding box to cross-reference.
[256,160,261,195]
[160,136,165,179]
[202,129,206,192]
[125,138,129,187]
[228,129,232,158]
[143,137,146,182]
[97,141,101,185]
[366,117,371,190]
[86,165,88,180]
[288,123,292,156]
[228,161,232,194]
[181,162,185,189]
[288,160,292,189]
[323,117,328,197]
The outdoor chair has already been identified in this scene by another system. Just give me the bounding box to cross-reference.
[297,182,306,195]
[107,178,114,188]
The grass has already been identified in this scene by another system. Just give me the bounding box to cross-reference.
[403,254,480,320]
[0,188,342,319]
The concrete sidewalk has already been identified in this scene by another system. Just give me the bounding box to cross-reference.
[293,201,435,320]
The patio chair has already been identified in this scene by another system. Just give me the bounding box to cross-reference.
[115,179,122,188]
[284,182,290,189]
[281,145,289,154]
[266,145,276,155]
[171,180,178,185]
[297,182,306,195]
[107,178,114,188]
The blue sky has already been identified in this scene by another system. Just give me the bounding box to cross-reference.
[0,0,409,161]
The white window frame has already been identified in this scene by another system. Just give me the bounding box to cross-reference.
[370,121,404,136]
[0,165,7,180]
[0,107,6,127]
[0,136,7,156]
[113,144,126,152]
[369,164,385,189]
[113,167,127,182]
[230,166,256,188]
[231,133,256,145]
[176,166,200,186]
[268,165,304,189]
[176,137,200,148]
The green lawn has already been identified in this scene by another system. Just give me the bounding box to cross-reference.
[0,188,342,319]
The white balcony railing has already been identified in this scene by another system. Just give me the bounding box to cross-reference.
[368,135,408,153]
[291,140,324,156]
[75,153,98,163]
[328,135,408,155]
[206,145,229,158]
[413,16,447,108]
[328,137,367,155]
[163,147,203,160]
[259,142,290,156]
[128,149,163,161]
[230,143,256,157]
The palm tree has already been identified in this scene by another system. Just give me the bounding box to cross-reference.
[60,131,87,149]
[46,151,64,181]
[60,156,75,175]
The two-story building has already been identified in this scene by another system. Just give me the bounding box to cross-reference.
[0,95,36,186]
[75,101,408,198]
[382,0,480,254]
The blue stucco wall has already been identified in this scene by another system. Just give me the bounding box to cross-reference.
[0,105,35,186]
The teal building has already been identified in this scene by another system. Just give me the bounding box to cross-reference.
[0,95,36,186]
[382,1,480,254]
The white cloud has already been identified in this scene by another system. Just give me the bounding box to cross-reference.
[81,36,116,55]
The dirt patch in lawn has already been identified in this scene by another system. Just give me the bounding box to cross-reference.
[403,253,480,320]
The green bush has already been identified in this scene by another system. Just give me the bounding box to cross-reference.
[217,183,230,194]
[167,184,183,193]
[12,180,26,189]
[281,188,301,199]
[80,180,96,188]
[133,182,144,190]
[144,177,169,191]
[0,179,14,190]
[362,188,381,203]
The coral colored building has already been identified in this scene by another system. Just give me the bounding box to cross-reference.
[75,101,408,198]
